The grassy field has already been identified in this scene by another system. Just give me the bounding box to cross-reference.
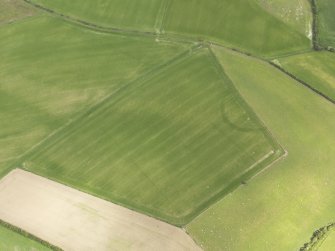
[0,0,37,25]
[255,0,312,38]
[29,0,165,32]
[319,230,335,251]
[0,225,50,251]
[278,51,335,101]
[163,0,311,57]
[317,0,335,47]
[0,15,186,176]
[18,48,282,225]
[187,48,335,251]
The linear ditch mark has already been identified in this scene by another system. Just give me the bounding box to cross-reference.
[299,222,335,251]
[0,218,63,251]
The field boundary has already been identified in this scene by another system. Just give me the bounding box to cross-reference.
[0,218,62,251]
[23,0,156,37]
[22,0,335,106]
[9,45,198,166]
[9,46,202,227]
[300,222,335,250]
[268,60,335,104]
[308,0,335,52]
[9,47,286,227]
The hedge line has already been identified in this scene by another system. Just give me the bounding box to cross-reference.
[0,219,63,251]
[299,222,335,251]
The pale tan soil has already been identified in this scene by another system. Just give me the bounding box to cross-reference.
[0,169,201,251]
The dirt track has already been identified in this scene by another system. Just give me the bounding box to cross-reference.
[0,169,201,251]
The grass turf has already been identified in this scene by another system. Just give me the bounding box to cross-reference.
[163,0,311,57]
[28,0,165,32]
[278,51,335,101]
[0,225,51,251]
[317,0,335,48]
[319,230,335,251]
[187,47,335,251]
[0,15,186,175]
[18,48,282,225]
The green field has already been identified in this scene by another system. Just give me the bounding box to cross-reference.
[187,47,335,251]
[26,0,311,57]
[278,51,335,101]
[319,230,335,251]
[18,48,282,225]
[0,16,186,175]
[1,1,335,250]
[29,0,164,32]
[317,0,335,47]
[163,0,311,57]
[0,225,50,251]
[255,0,312,37]
[0,0,37,25]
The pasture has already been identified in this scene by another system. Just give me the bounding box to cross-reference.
[0,15,185,175]
[20,48,282,225]
[28,0,164,32]
[1,0,334,250]
[27,0,311,57]
[317,0,335,47]
[163,0,311,56]
[278,51,335,101]
[187,47,335,251]
[0,225,50,251]
[319,230,335,251]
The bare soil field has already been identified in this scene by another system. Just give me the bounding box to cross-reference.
[0,169,201,251]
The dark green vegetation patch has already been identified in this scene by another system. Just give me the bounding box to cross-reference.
[20,48,283,225]
[316,0,335,48]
